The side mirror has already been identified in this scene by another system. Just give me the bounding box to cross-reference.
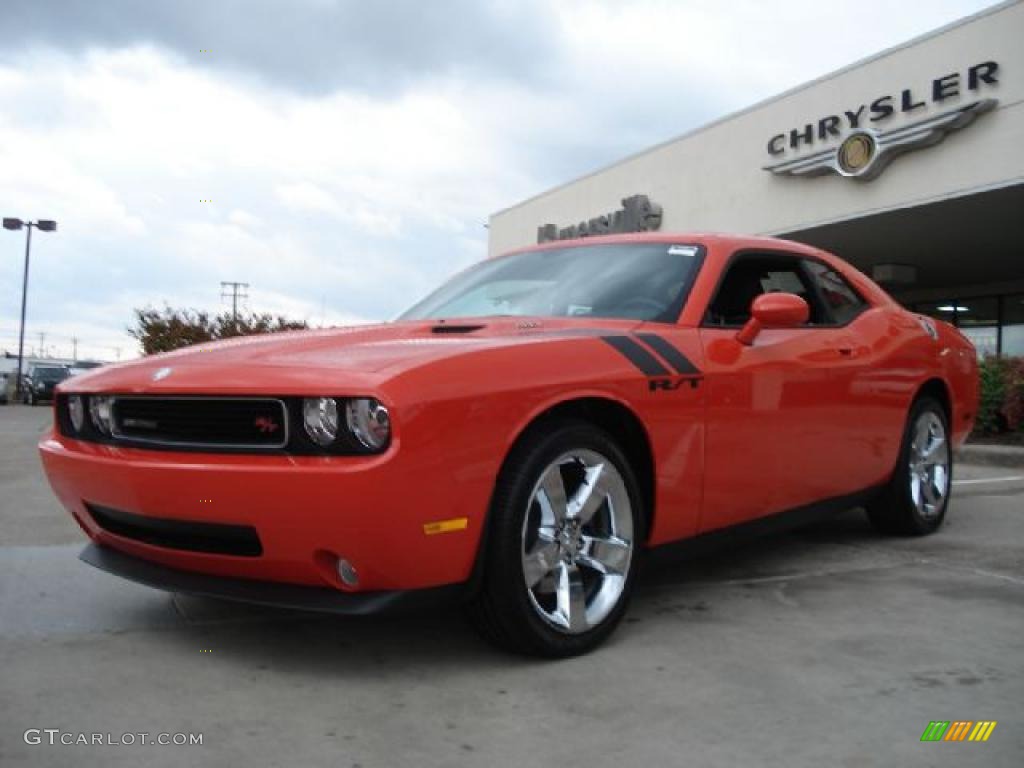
[735,293,809,346]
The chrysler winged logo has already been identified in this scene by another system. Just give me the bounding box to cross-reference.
[152,367,172,382]
[764,99,997,180]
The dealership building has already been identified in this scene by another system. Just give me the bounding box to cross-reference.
[488,0,1024,357]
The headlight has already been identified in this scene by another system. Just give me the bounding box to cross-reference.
[346,398,390,451]
[68,395,85,433]
[302,397,339,447]
[89,396,114,434]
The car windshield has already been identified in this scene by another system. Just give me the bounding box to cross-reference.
[399,243,702,323]
[34,367,70,382]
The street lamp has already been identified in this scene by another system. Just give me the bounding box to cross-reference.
[4,217,57,400]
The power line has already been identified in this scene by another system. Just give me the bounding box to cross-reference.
[220,281,249,323]
[0,329,126,362]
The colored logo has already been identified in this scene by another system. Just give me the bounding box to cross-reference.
[920,721,997,743]
[837,132,876,175]
[254,417,279,434]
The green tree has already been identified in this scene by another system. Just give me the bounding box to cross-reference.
[129,305,308,355]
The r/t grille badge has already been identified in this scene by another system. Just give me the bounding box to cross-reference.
[254,417,279,434]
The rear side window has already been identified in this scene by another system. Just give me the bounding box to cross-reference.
[803,261,867,325]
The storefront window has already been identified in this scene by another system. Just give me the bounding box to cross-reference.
[912,297,999,357]
[1003,294,1024,356]
[915,300,964,323]
[956,297,999,357]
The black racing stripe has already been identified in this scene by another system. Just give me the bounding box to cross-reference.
[634,333,700,375]
[601,336,671,377]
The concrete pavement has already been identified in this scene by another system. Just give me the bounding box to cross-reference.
[2,404,1021,767]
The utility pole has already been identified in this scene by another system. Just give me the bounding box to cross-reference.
[71,336,79,361]
[38,331,46,358]
[220,281,249,325]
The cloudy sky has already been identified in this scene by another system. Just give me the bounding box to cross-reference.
[0,0,1000,361]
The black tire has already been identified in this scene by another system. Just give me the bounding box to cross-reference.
[468,420,644,657]
[866,396,952,536]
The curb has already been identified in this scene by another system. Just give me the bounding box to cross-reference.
[957,443,1024,469]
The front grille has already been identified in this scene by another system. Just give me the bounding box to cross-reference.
[85,502,263,557]
[111,397,288,449]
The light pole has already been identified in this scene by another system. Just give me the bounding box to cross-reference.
[3,217,57,400]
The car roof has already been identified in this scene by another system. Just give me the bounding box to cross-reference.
[501,232,829,259]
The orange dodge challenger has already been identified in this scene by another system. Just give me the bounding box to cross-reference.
[40,233,978,656]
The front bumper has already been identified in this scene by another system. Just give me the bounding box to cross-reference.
[80,542,465,614]
[39,430,490,593]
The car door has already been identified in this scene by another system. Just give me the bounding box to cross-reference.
[799,257,892,494]
[697,251,857,532]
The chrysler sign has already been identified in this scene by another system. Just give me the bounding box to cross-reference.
[764,61,999,180]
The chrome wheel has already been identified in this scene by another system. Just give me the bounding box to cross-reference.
[521,449,634,635]
[908,410,949,519]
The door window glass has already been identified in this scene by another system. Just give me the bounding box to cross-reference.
[706,256,823,326]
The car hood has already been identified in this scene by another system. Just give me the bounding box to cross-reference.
[61,317,644,395]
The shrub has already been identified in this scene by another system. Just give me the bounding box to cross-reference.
[128,306,308,356]
[975,356,1024,435]
[1003,357,1024,431]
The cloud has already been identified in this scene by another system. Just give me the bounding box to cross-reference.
[276,182,402,237]
[0,0,563,95]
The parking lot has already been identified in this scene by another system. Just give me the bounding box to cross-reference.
[1,402,1021,767]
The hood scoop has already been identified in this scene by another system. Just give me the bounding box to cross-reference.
[431,323,485,334]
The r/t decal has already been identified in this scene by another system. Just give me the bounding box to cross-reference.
[649,378,700,392]
[599,333,704,391]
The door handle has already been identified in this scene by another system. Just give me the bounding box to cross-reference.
[838,347,854,357]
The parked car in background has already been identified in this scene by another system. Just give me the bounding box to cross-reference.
[69,362,103,378]
[40,233,978,656]
[23,365,72,405]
